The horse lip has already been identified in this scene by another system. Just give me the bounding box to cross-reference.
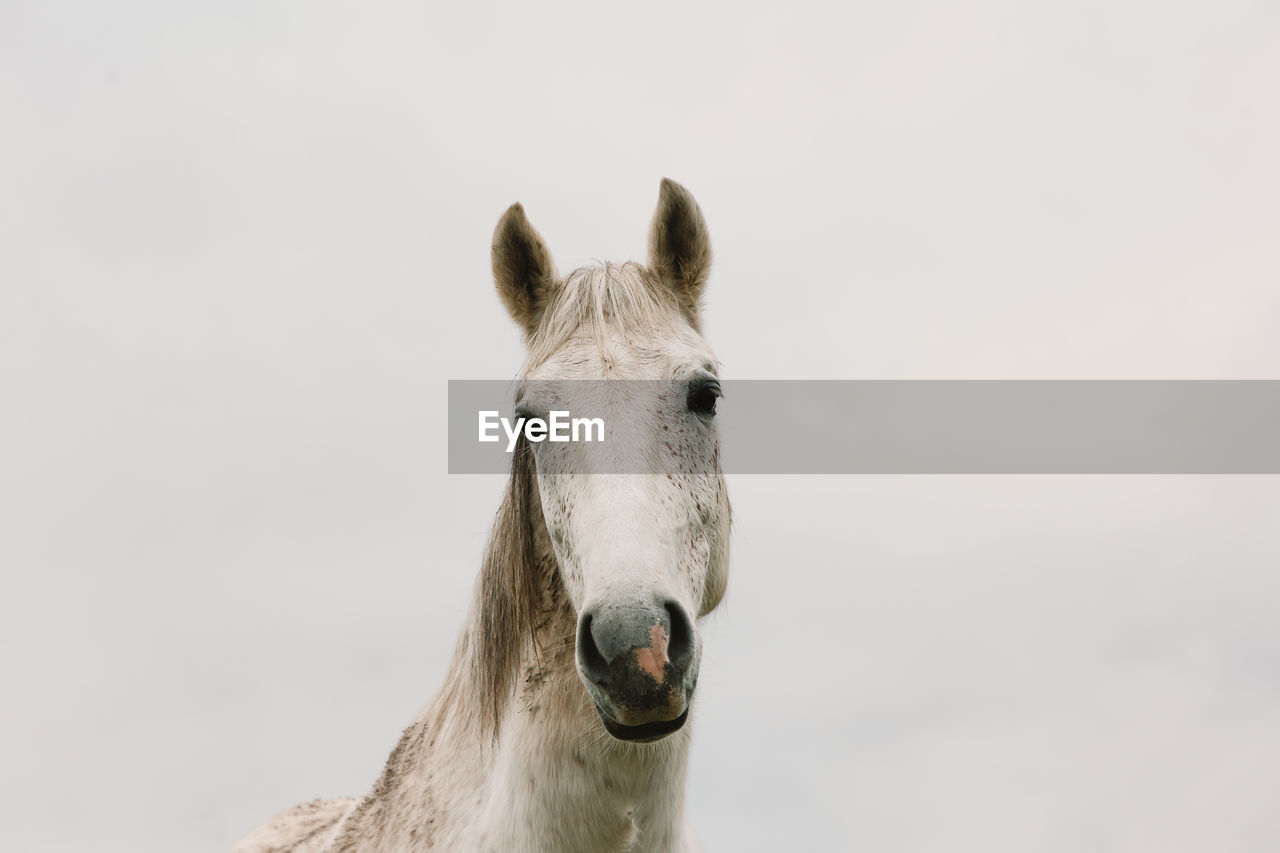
[594,704,689,743]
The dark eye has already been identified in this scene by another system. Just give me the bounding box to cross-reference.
[687,379,721,417]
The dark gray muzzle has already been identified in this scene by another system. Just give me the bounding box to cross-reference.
[575,597,697,742]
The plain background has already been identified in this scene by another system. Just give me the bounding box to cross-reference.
[3,2,1279,851]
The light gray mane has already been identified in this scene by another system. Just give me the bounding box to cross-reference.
[470,434,559,737]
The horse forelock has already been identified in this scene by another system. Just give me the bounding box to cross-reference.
[525,262,687,370]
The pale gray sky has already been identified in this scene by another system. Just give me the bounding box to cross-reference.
[2,2,1279,851]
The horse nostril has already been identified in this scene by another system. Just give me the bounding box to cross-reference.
[664,599,695,671]
[576,611,611,686]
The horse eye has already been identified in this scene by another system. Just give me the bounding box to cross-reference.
[686,380,721,417]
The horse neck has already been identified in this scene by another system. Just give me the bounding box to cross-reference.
[352,477,693,852]
[478,612,694,850]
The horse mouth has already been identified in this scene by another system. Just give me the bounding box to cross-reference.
[594,704,689,743]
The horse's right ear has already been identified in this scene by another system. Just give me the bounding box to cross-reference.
[492,203,558,337]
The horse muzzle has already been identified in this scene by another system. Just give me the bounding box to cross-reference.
[575,597,698,743]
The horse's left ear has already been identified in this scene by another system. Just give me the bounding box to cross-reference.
[648,178,712,324]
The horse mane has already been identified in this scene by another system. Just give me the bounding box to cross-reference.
[471,434,554,735]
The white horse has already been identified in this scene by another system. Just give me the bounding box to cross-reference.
[233,179,730,852]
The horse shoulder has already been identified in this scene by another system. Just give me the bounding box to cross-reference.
[229,797,359,853]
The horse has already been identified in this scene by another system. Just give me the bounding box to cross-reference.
[232,179,731,852]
